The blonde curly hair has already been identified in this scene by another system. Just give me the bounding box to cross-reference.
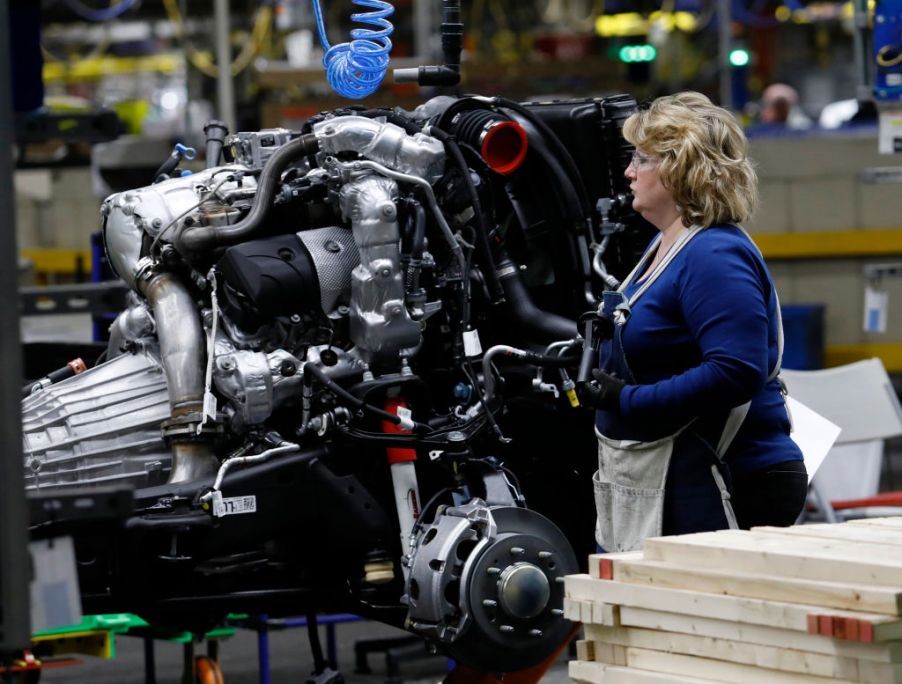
[622,91,758,228]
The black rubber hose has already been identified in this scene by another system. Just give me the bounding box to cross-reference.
[399,197,415,254]
[503,117,589,296]
[406,197,426,291]
[409,198,426,260]
[176,133,320,252]
[429,127,504,303]
[496,255,578,342]
[514,119,585,225]
[151,153,180,184]
[203,119,229,169]
[303,364,432,434]
[495,97,593,219]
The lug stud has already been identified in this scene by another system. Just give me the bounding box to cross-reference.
[482,599,498,607]
[487,567,501,575]
[499,625,514,633]
[510,547,525,555]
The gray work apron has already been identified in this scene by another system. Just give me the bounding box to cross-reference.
[593,225,784,552]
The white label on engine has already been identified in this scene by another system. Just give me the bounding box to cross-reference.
[463,329,482,357]
[396,405,414,431]
[212,493,257,518]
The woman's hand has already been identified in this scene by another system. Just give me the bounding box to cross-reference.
[578,369,626,411]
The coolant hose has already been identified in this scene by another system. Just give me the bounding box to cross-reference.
[177,133,320,252]
[496,256,578,343]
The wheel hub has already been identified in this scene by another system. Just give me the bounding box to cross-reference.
[498,562,550,620]
[404,502,578,672]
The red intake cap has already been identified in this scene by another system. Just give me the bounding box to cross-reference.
[481,120,528,175]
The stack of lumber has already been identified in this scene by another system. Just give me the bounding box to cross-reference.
[566,518,902,684]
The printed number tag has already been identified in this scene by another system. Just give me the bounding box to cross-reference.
[211,491,257,518]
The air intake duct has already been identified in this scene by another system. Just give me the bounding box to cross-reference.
[450,110,528,176]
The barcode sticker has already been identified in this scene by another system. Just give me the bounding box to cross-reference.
[212,493,257,518]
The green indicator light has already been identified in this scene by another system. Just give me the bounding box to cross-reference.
[729,48,750,67]
[619,44,657,63]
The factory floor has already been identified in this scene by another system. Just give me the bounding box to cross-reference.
[38,619,574,683]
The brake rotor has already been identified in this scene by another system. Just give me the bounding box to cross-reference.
[406,503,578,672]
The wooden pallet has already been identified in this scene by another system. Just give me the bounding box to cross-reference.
[567,519,902,683]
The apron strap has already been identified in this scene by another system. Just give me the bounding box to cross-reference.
[716,401,751,459]
[710,463,741,529]
[620,225,705,305]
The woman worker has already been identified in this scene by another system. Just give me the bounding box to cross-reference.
[579,91,807,552]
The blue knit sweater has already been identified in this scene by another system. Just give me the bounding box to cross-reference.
[595,224,803,476]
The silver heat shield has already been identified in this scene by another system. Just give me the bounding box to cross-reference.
[22,349,172,489]
[296,226,359,316]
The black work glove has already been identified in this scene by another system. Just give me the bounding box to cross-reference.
[578,369,626,412]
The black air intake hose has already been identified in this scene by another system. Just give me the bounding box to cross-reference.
[496,255,578,342]
[495,97,592,219]
[449,109,529,177]
[177,133,320,253]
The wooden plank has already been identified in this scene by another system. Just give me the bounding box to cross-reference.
[625,647,859,684]
[593,602,620,626]
[593,641,629,667]
[565,598,592,623]
[569,660,714,684]
[589,552,644,580]
[565,574,902,642]
[847,518,902,529]
[754,523,902,547]
[565,597,621,626]
[643,529,902,588]
[584,624,901,683]
[619,606,902,663]
[608,556,902,615]
[576,639,596,662]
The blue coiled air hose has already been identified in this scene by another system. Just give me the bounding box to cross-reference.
[311,0,395,99]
